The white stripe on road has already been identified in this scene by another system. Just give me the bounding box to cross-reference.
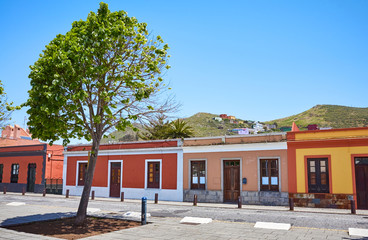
[254,222,291,230]
[180,217,212,224]
[87,208,101,213]
[349,228,368,237]
[123,211,151,218]
[6,202,26,206]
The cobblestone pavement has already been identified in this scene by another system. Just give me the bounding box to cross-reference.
[0,193,367,239]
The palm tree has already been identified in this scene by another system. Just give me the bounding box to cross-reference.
[139,115,171,140]
[168,119,194,139]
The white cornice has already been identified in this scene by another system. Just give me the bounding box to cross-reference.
[183,142,287,153]
[64,147,183,157]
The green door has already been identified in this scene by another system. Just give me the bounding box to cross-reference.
[27,164,36,192]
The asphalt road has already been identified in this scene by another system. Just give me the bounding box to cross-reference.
[1,194,367,231]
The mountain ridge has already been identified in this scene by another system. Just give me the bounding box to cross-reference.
[265,104,368,129]
[102,104,368,142]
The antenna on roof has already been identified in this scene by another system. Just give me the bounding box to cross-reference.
[24,116,28,129]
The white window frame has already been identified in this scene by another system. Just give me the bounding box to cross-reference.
[145,159,162,189]
[107,160,123,196]
[76,160,88,187]
[188,159,207,190]
[257,157,281,192]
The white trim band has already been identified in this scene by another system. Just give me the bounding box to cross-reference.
[184,142,287,153]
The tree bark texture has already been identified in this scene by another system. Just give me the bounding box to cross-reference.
[75,140,100,225]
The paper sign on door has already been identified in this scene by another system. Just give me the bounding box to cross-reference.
[271,177,278,185]
[262,177,269,185]
[200,177,205,184]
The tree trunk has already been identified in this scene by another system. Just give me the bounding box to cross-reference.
[75,139,100,225]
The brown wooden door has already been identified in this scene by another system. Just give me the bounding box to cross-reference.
[110,162,121,197]
[223,160,240,202]
[147,162,160,188]
[307,158,329,193]
[355,164,368,209]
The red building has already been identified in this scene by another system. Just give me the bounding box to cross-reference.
[307,124,319,131]
[63,139,183,201]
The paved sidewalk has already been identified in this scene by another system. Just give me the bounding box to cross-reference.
[0,193,367,239]
[0,216,361,240]
[10,192,368,215]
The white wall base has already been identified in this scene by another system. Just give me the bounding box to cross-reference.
[64,185,183,202]
[64,186,109,197]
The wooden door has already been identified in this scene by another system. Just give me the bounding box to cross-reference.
[110,162,121,197]
[356,164,368,209]
[0,164,3,183]
[223,160,240,202]
[27,163,36,192]
[307,158,329,193]
[147,162,160,188]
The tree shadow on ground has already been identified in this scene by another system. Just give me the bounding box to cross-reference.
[0,212,76,227]
[1,212,141,240]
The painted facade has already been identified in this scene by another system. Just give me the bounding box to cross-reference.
[183,133,288,205]
[0,144,64,193]
[287,127,368,209]
[63,140,183,201]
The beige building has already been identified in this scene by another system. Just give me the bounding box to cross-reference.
[183,133,288,205]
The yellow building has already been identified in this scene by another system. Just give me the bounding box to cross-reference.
[287,127,368,209]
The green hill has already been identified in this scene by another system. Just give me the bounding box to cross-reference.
[101,112,252,143]
[183,112,252,137]
[102,105,368,143]
[265,105,368,129]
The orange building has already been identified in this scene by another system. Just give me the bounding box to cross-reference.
[63,139,183,201]
[0,125,64,193]
[183,133,288,205]
[287,127,368,209]
[0,143,64,193]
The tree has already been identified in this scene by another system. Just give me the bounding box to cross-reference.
[139,117,193,140]
[167,119,193,139]
[0,80,18,128]
[25,2,173,225]
[139,115,171,140]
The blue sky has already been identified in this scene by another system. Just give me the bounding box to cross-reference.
[0,1,367,136]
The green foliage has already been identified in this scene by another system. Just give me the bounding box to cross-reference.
[184,112,251,137]
[167,119,194,139]
[0,80,19,128]
[25,2,171,145]
[139,115,171,140]
[139,117,193,140]
[265,105,368,129]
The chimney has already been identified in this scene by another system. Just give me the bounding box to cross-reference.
[14,124,21,139]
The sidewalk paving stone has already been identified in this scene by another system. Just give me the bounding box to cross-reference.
[0,193,367,239]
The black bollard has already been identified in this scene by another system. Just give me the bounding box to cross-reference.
[91,190,95,200]
[193,194,197,206]
[141,197,147,225]
[289,198,294,211]
[22,187,25,195]
[43,189,46,197]
[238,196,242,208]
[3,186,6,194]
[351,200,356,214]
[66,189,69,198]
[121,192,124,202]
[155,193,158,204]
